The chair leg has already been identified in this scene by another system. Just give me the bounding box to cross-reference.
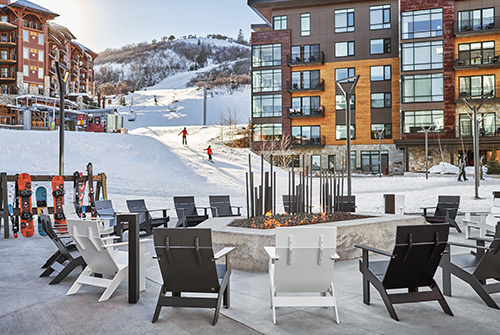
[372,281,399,321]
[362,275,370,305]
[330,283,340,324]
[40,265,56,277]
[272,296,277,325]
[98,267,128,302]
[67,266,91,296]
[152,286,165,323]
[467,276,500,309]
[49,258,84,285]
[441,264,452,297]
[42,250,61,269]
[431,281,454,316]
[223,280,230,308]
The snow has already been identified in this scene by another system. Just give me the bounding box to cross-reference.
[429,162,460,174]
[2,68,500,219]
[174,38,249,49]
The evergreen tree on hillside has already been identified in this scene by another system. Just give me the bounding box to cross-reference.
[196,49,207,67]
[237,29,245,43]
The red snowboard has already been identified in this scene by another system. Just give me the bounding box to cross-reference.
[18,173,34,237]
[51,176,67,232]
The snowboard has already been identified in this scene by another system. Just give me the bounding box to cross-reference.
[51,176,66,232]
[8,204,18,238]
[87,163,97,218]
[18,173,34,237]
[73,171,86,217]
[35,186,48,236]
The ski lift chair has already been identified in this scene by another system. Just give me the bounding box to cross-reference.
[66,218,150,302]
[173,196,209,227]
[440,222,500,309]
[39,214,86,284]
[421,195,461,233]
[355,224,453,321]
[265,226,340,324]
[209,195,242,217]
[152,228,234,325]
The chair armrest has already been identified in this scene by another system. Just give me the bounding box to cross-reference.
[355,244,393,257]
[448,241,490,250]
[197,206,210,216]
[331,253,340,260]
[463,219,480,226]
[148,208,170,213]
[231,206,243,209]
[102,236,121,241]
[420,206,434,216]
[210,206,219,217]
[264,246,279,260]
[139,239,152,244]
[214,247,235,260]
[104,241,129,248]
[468,236,494,243]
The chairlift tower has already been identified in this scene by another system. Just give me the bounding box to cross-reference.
[199,77,213,125]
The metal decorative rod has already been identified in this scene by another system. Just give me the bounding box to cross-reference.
[420,124,434,180]
[55,61,65,176]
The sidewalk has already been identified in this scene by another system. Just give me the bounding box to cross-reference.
[0,231,499,335]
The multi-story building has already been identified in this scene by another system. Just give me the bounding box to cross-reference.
[248,0,500,174]
[0,0,97,126]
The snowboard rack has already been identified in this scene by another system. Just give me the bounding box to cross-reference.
[0,172,108,239]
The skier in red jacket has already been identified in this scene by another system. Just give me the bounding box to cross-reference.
[204,145,213,162]
[178,127,188,146]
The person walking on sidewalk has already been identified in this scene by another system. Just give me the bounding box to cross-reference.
[179,127,188,146]
[458,153,468,181]
[204,145,213,162]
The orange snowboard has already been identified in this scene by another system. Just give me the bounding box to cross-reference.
[18,173,34,237]
[51,176,67,232]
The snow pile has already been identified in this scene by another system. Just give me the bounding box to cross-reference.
[429,162,459,174]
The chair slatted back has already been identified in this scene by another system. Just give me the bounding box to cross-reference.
[96,200,116,226]
[434,196,460,219]
[382,224,449,289]
[126,199,151,223]
[474,223,500,281]
[40,214,72,260]
[153,228,220,293]
[63,204,80,220]
[274,227,337,292]
[209,195,232,217]
[486,198,500,226]
[174,196,198,218]
[67,219,120,276]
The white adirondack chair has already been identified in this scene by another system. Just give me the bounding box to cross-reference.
[264,226,339,324]
[464,198,500,239]
[66,219,150,302]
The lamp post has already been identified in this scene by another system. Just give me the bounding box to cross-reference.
[199,77,212,125]
[461,96,491,199]
[335,75,360,196]
[55,61,68,176]
[374,127,385,178]
[420,125,434,180]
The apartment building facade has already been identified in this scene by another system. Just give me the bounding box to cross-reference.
[248,0,500,174]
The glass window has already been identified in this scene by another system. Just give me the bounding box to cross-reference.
[38,68,43,79]
[252,69,282,93]
[38,50,44,62]
[252,44,281,67]
[252,95,282,118]
[458,8,495,32]
[458,41,495,65]
[370,4,391,30]
[335,125,356,140]
[311,155,321,170]
[371,93,391,108]
[335,67,355,81]
[370,65,391,81]
[253,123,282,141]
[291,96,321,116]
[402,73,443,103]
[273,16,287,30]
[370,38,391,54]
[335,8,355,33]
[290,44,321,64]
[23,47,29,59]
[403,110,444,133]
[335,94,355,110]
[292,126,322,145]
[38,33,44,45]
[301,13,311,36]
[23,30,28,42]
[371,124,392,139]
[402,41,443,71]
[23,65,29,77]
[335,41,354,57]
[290,70,321,90]
[401,8,443,39]
[459,75,495,98]
[460,113,495,137]
[0,16,7,23]
[361,150,389,173]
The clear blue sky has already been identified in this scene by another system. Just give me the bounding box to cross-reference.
[32,0,261,52]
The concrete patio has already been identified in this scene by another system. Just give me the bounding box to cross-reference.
[0,225,499,335]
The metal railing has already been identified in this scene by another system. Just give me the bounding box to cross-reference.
[454,55,499,67]
[454,17,500,34]
[288,51,325,66]
[0,36,16,44]
[291,135,325,147]
[287,106,324,118]
[287,79,325,92]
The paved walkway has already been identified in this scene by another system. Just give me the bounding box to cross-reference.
[0,228,499,335]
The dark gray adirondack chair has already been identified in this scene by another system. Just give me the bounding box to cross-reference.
[440,222,500,309]
[152,228,235,325]
[173,196,209,227]
[39,214,86,284]
[95,200,117,227]
[355,224,453,321]
[126,199,169,236]
[209,195,241,217]
[334,195,356,212]
[421,195,461,232]
[282,195,298,214]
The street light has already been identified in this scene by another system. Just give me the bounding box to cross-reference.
[373,127,385,178]
[461,95,492,199]
[335,75,360,196]
[420,125,435,180]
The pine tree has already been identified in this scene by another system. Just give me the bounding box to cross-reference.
[237,29,245,43]
[196,49,207,67]
[486,152,500,174]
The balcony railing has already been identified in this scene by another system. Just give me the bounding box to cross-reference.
[24,21,43,31]
[454,55,500,69]
[454,17,500,35]
[49,67,56,75]
[0,55,16,62]
[0,86,17,95]
[0,36,16,44]
[288,106,324,118]
[458,90,496,100]
[49,51,56,59]
[288,51,325,67]
[0,71,15,80]
[292,135,326,147]
[287,79,325,92]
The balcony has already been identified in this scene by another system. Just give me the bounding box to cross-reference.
[50,83,56,91]
[458,90,496,101]
[0,35,16,48]
[0,86,17,95]
[288,106,324,118]
[71,58,77,65]
[80,65,87,73]
[24,21,43,31]
[454,56,500,70]
[0,71,15,81]
[454,17,500,36]
[288,51,325,67]
[49,67,56,75]
[0,55,16,64]
[287,79,325,93]
[49,51,57,60]
[291,135,326,147]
